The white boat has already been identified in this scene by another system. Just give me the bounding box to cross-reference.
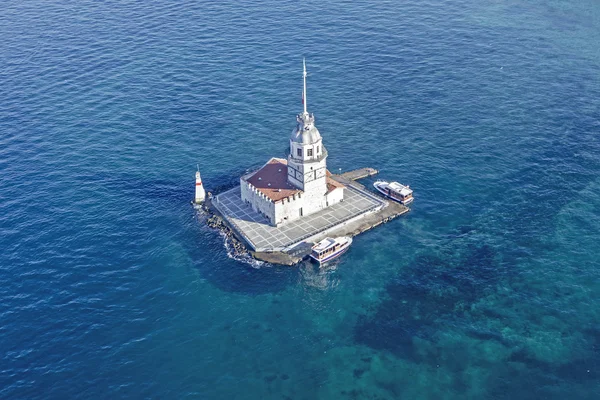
[373,180,414,205]
[310,236,353,264]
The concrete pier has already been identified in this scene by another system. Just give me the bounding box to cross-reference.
[209,167,409,265]
[338,167,379,181]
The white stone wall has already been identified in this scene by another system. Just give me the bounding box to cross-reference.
[240,179,345,227]
[240,178,276,225]
[274,192,304,225]
[273,186,327,224]
[300,177,327,214]
[326,187,344,206]
[273,186,344,226]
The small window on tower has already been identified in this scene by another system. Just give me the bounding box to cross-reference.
[317,146,320,154]
[297,148,302,157]
[307,148,313,157]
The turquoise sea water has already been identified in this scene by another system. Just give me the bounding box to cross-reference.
[1,0,600,398]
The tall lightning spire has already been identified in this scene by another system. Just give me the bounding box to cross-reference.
[303,58,308,115]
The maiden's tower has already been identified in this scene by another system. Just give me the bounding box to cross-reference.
[240,60,345,226]
[210,60,404,260]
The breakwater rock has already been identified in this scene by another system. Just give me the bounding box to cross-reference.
[205,214,248,258]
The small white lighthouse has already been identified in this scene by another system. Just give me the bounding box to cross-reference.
[195,166,206,204]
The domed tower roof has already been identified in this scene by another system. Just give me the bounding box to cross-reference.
[290,112,322,144]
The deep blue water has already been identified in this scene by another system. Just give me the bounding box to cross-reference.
[1,0,600,398]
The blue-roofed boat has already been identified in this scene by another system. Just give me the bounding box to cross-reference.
[373,180,414,205]
[310,236,352,264]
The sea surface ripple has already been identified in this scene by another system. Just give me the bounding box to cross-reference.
[1,0,599,398]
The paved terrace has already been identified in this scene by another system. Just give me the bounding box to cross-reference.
[213,185,384,252]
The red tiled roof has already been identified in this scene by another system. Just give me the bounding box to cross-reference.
[245,158,302,202]
[326,175,345,193]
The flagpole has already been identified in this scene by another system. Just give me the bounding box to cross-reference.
[303,58,308,115]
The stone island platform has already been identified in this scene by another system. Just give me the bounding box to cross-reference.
[208,168,409,265]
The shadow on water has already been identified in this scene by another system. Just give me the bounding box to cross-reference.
[507,345,600,383]
[76,170,299,295]
[183,164,303,295]
[354,113,600,359]
[184,210,299,296]
[491,330,600,400]
[355,242,504,362]
[198,256,298,296]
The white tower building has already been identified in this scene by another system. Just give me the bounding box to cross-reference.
[239,59,344,226]
[287,59,328,206]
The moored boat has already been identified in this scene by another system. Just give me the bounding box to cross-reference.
[373,180,414,205]
[310,236,353,264]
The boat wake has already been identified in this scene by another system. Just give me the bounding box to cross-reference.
[299,260,340,290]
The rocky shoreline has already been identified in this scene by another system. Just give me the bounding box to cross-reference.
[199,196,303,266]
[197,177,408,267]
[203,201,249,258]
